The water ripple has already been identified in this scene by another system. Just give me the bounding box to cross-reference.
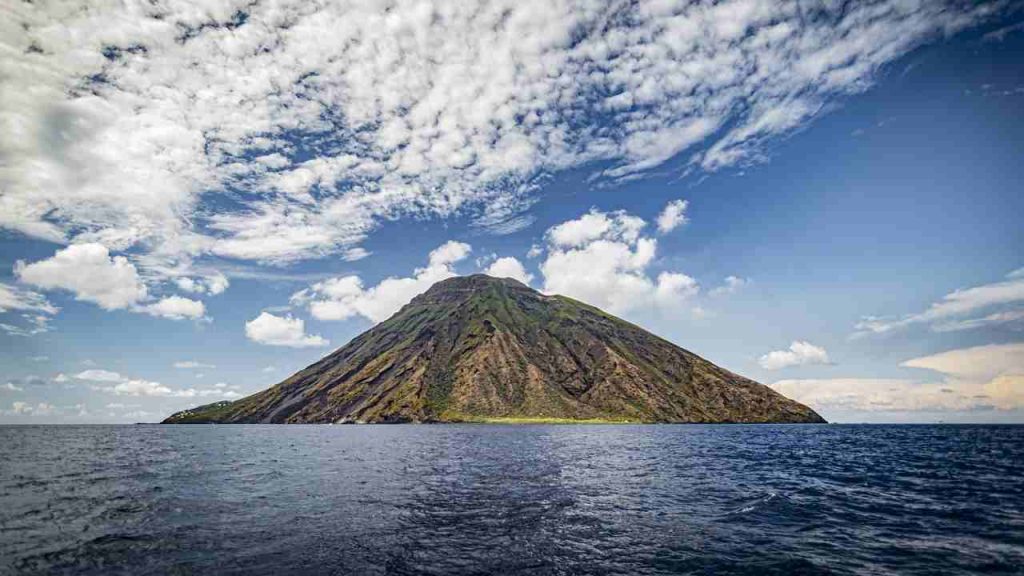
[1,424,1022,575]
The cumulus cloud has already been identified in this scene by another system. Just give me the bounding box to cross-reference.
[539,209,697,314]
[547,210,645,248]
[108,379,192,398]
[758,341,831,370]
[245,312,328,348]
[656,199,689,233]
[93,378,234,399]
[2,383,24,392]
[0,0,1003,272]
[15,243,147,310]
[173,361,215,369]
[293,241,471,323]
[74,369,123,382]
[772,342,1024,413]
[79,368,236,398]
[855,269,1024,335]
[175,273,229,296]
[14,243,208,321]
[710,276,749,296]
[141,296,206,320]
[484,257,534,285]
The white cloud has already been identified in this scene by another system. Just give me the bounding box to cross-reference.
[245,312,328,348]
[7,401,56,416]
[175,273,229,296]
[484,257,533,285]
[53,373,69,383]
[0,282,58,314]
[0,316,52,337]
[174,361,215,369]
[15,243,147,310]
[2,383,24,392]
[93,378,235,399]
[109,379,191,398]
[294,241,471,323]
[758,341,831,370]
[547,210,645,248]
[710,276,749,296]
[141,296,206,320]
[539,209,697,314]
[77,370,235,398]
[428,241,473,267]
[656,199,689,234]
[14,243,210,321]
[932,309,1024,333]
[655,272,700,303]
[74,369,123,382]
[856,269,1024,335]
[261,365,277,373]
[772,342,1024,414]
[0,0,1004,272]
[343,247,371,262]
[772,378,937,413]
[900,343,1024,385]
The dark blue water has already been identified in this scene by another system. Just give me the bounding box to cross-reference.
[1,425,1022,575]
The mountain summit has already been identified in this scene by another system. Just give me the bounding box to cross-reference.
[164,275,824,424]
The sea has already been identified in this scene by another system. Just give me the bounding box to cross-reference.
[1,424,1022,575]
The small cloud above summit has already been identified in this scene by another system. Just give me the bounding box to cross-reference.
[291,240,473,324]
[268,203,718,331]
[540,208,698,315]
[484,257,533,285]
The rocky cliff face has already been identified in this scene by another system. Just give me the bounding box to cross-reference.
[164,275,825,424]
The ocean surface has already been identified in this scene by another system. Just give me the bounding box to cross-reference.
[1,424,1022,575]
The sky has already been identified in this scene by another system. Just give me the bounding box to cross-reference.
[1,0,1022,424]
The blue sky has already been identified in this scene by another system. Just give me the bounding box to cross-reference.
[1,0,1022,423]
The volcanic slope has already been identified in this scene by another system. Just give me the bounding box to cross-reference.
[164,275,825,424]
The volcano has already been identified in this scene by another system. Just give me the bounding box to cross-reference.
[164,275,824,424]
